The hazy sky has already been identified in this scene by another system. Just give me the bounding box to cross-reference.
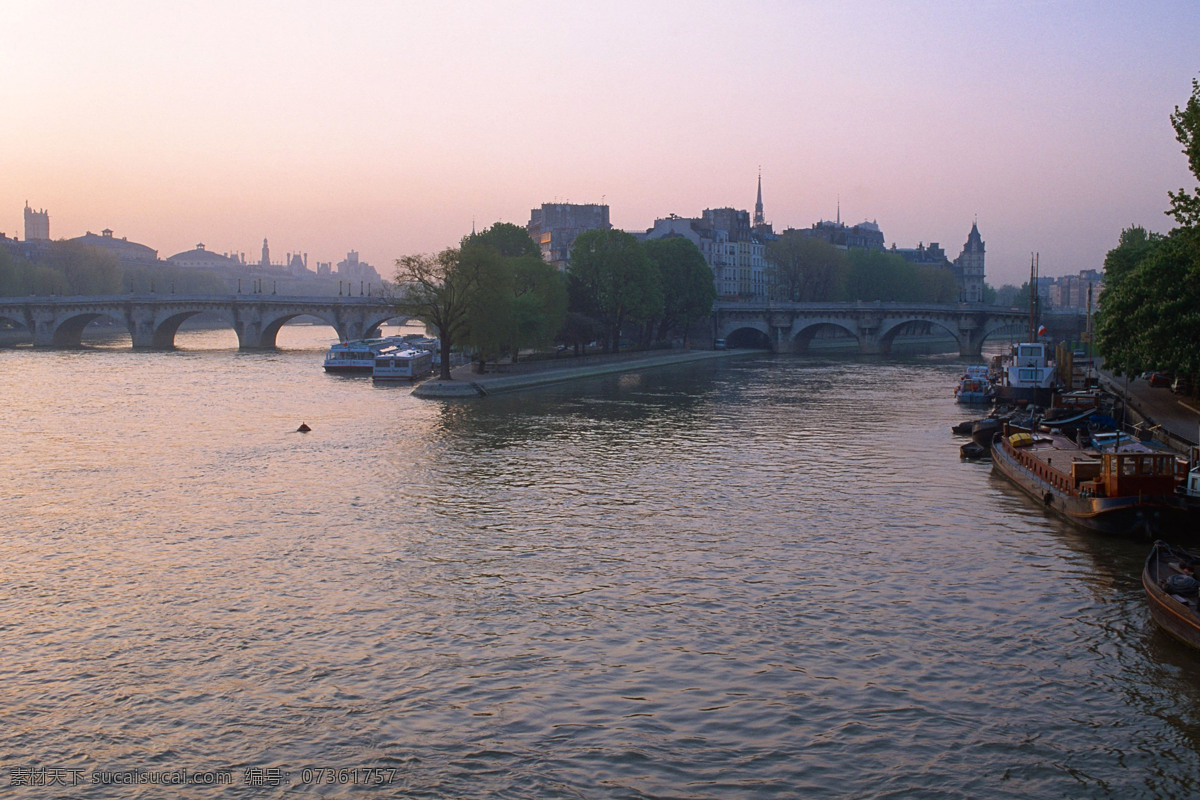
[3,0,1198,286]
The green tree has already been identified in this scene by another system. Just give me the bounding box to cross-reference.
[391,247,501,380]
[1096,228,1200,377]
[508,254,567,357]
[1169,77,1200,228]
[42,242,122,295]
[458,241,515,370]
[643,237,715,344]
[460,223,567,366]
[1097,77,1200,381]
[765,231,846,301]
[467,221,540,258]
[567,229,661,352]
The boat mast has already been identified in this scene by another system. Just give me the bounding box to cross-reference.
[1028,253,1036,342]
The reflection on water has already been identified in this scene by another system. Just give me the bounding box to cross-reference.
[2,327,1200,798]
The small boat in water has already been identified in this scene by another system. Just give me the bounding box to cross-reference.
[955,366,995,404]
[372,347,434,381]
[323,337,407,374]
[1143,540,1200,650]
[991,426,1192,536]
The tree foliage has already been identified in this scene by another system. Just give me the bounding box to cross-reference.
[0,241,228,297]
[765,231,958,303]
[567,229,661,352]
[839,249,957,302]
[391,247,494,380]
[391,223,567,377]
[1169,77,1200,229]
[643,237,715,344]
[765,231,846,301]
[1096,76,1200,381]
[1096,227,1200,377]
[460,223,567,365]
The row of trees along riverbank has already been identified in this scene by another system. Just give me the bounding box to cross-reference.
[389,221,986,380]
[389,223,719,380]
[0,241,228,297]
[1096,77,1200,389]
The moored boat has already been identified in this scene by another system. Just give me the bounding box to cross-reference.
[991,426,1192,536]
[1179,459,1200,512]
[994,341,1058,405]
[1143,539,1200,650]
[955,366,995,404]
[323,336,407,373]
[372,347,434,381]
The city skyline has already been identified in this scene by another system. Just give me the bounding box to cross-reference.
[3,1,1198,287]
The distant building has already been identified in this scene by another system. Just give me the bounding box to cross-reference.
[24,202,49,241]
[643,209,771,299]
[70,228,158,265]
[336,250,381,282]
[806,217,886,251]
[166,243,243,270]
[890,223,986,303]
[526,203,610,270]
[1048,269,1103,311]
[639,175,776,299]
[286,252,310,276]
[954,222,986,303]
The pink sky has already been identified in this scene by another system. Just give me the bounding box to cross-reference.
[3,1,1197,287]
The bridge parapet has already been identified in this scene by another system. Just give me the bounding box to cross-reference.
[0,295,405,350]
[713,301,1028,356]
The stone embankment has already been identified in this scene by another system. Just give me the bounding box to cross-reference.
[412,349,755,398]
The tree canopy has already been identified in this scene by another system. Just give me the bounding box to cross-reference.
[567,229,662,352]
[643,237,715,344]
[1096,77,1200,381]
[391,247,492,380]
[765,231,846,301]
[391,223,567,377]
[0,241,231,297]
[764,231,959,303]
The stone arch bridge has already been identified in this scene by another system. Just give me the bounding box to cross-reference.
[0,294,405,349]
[715,301,1029,357]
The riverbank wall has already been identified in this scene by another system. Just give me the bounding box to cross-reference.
[412,349,757,398]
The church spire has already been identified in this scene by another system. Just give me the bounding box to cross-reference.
[753,168,764,227]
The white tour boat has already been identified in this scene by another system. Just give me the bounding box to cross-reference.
[372,347,434,381]
[323,337,407,374]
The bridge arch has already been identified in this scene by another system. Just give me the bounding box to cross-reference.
[724,326,771,349]
[874,316,962,355]
[52,310,128,347]
[788,320,859,353]
[713,302,1028,357]
[0,296,406,350]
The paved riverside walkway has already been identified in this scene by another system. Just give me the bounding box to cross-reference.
[1099,370,1200,448]
[412,348,755,398]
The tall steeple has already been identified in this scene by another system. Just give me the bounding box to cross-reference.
[753,168,764,227]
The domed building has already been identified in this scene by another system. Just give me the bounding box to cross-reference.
[71,228,158,265]
[166,243,243,270]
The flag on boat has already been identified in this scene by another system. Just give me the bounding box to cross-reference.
[1036,325,1047,336]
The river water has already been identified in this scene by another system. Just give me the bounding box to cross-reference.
[3,325,1200,799]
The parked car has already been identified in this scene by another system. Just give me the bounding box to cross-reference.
[1148,372,1171,388]
[1171,375,1193,395]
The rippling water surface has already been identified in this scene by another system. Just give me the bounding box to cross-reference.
[3,327,1200,799]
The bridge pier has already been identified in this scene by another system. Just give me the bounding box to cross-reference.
[126,305,158,349]
[30,309,56,347]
